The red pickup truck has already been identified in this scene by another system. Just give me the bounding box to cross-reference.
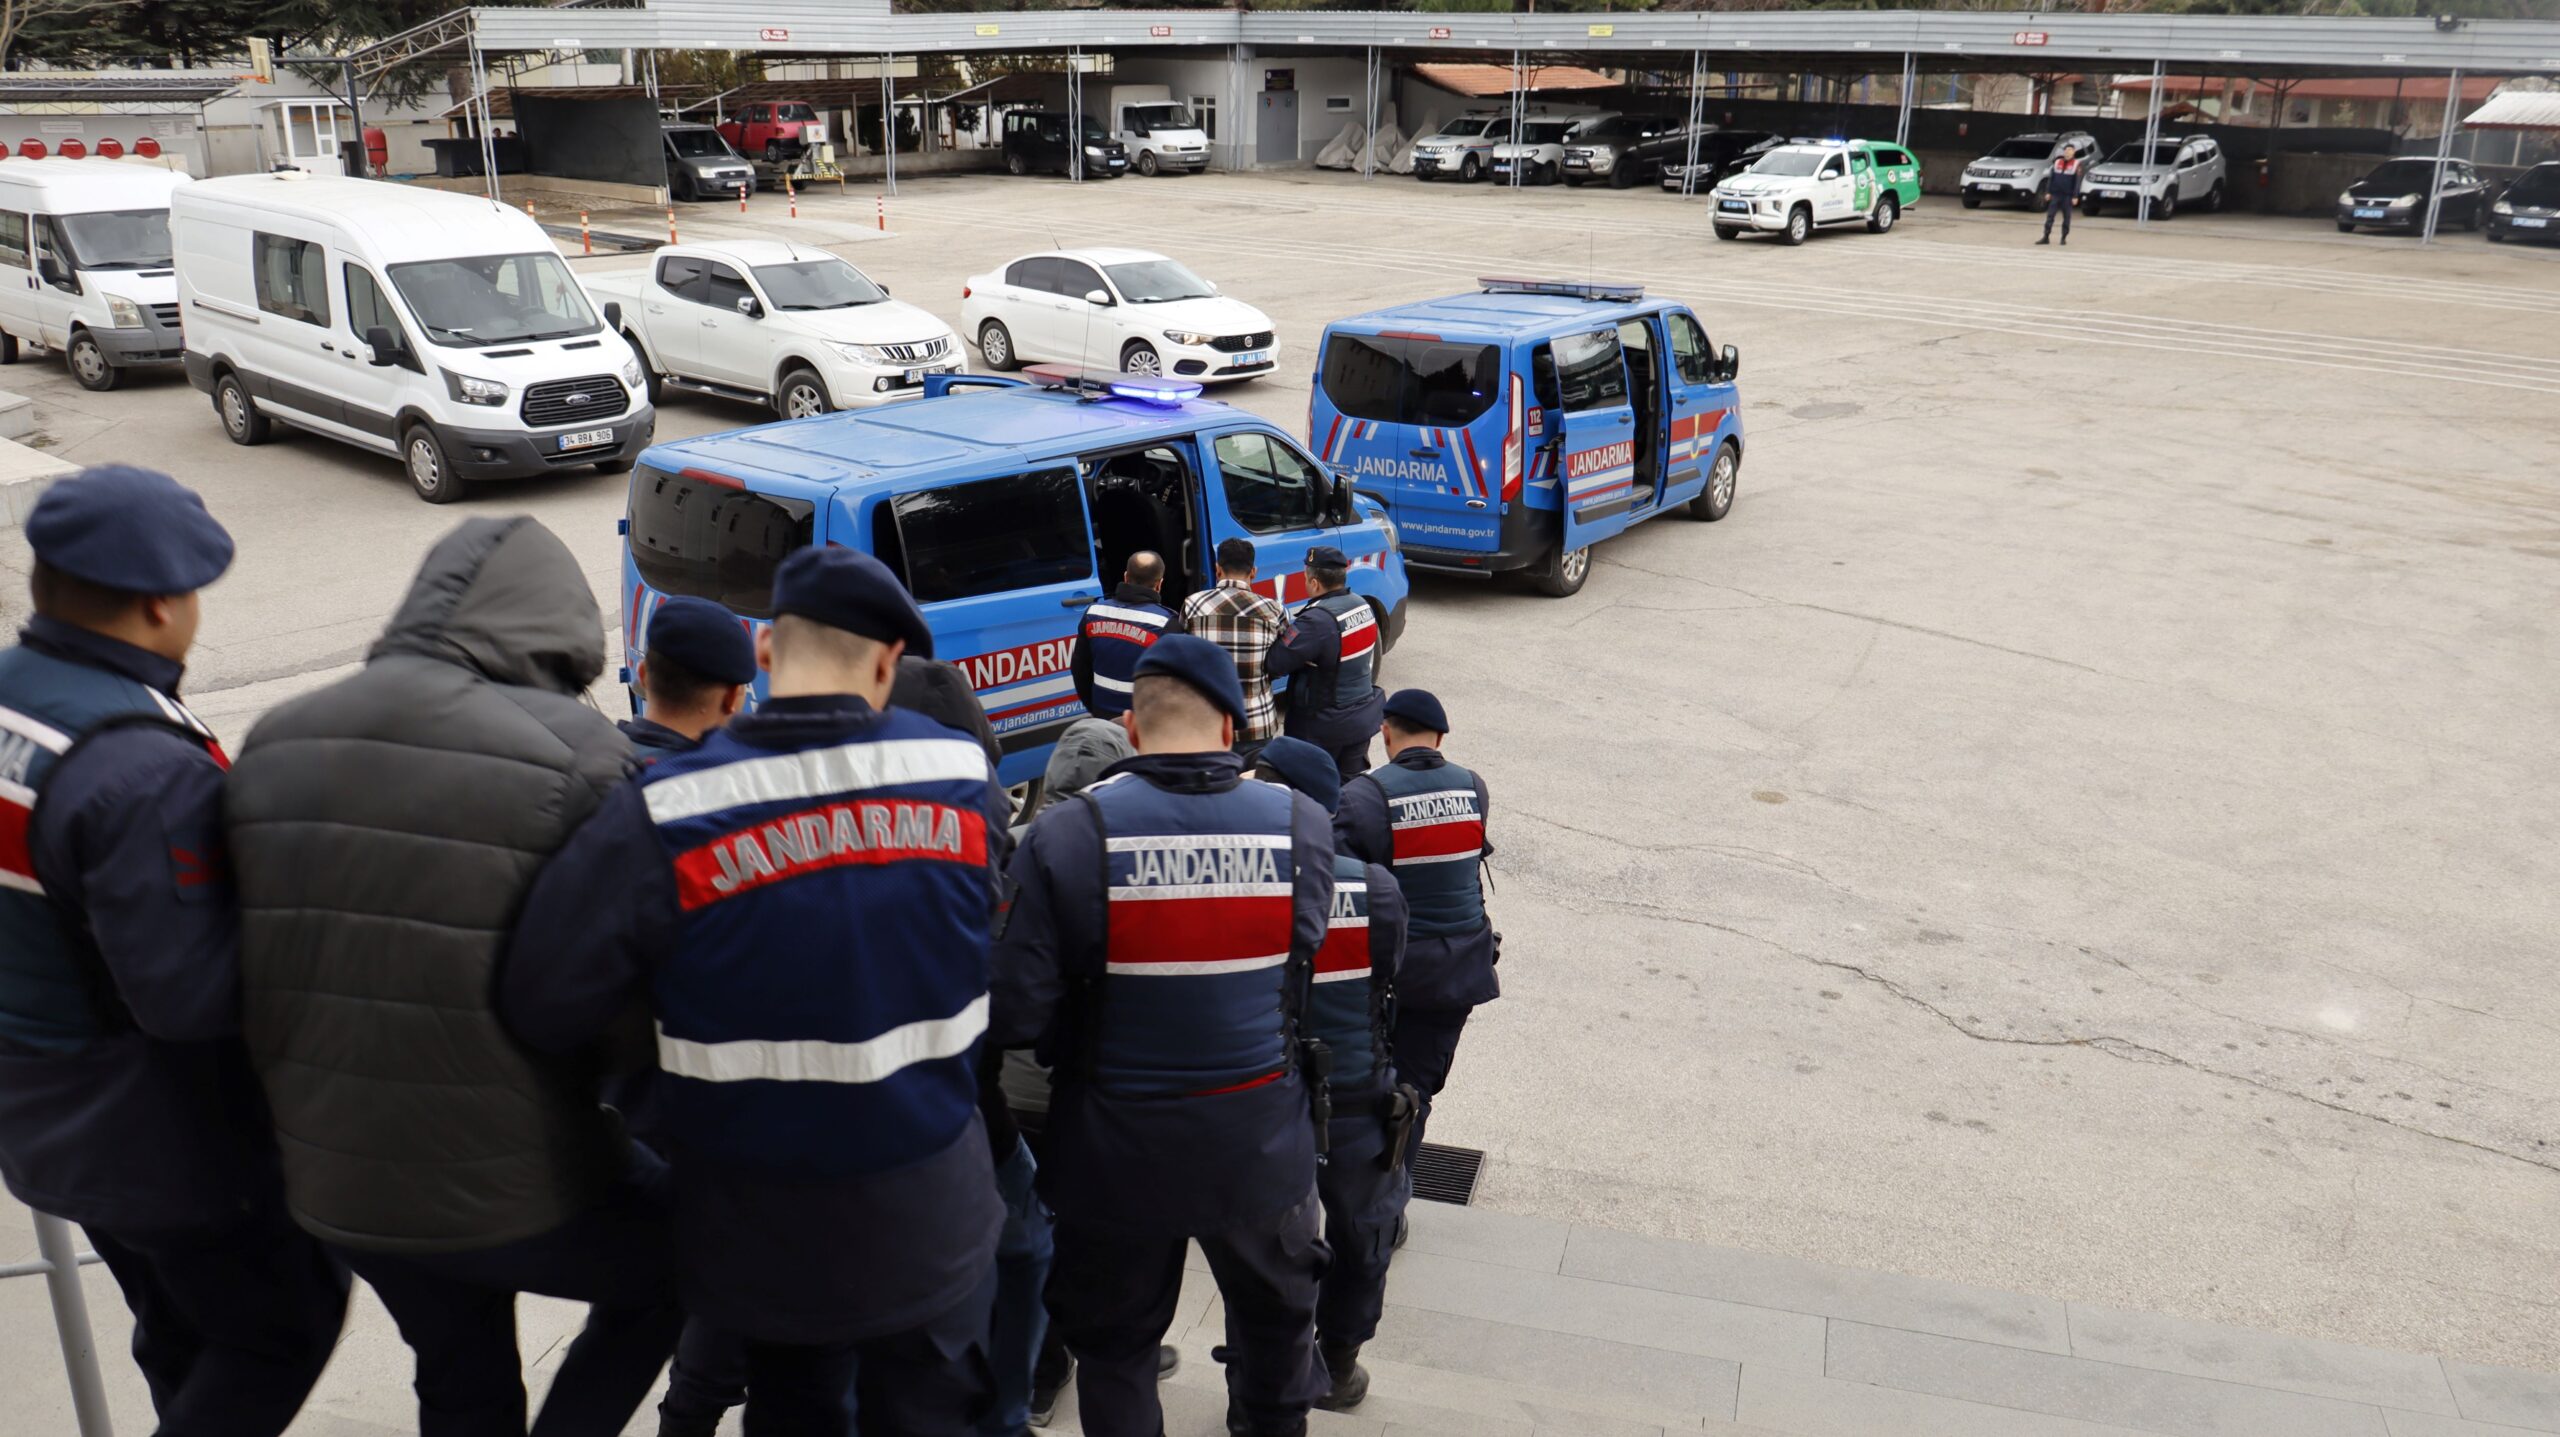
[717,101,826,162]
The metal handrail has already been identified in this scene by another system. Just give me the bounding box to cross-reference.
[3,1212,115,1437]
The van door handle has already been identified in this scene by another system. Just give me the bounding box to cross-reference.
[1409,448,1440,458]
[1061,594,1097,608]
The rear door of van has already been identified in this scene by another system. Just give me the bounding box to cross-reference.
[1547,325,1642,555]
[1312,328,1514,558]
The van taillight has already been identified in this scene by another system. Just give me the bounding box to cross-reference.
[679,467,744,490]
[1500,374,1524,503]
[961,285,972,300]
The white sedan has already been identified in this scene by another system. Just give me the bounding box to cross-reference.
[960,247,1276,382]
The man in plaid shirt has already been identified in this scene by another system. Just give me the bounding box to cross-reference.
[1178,537,1288,760]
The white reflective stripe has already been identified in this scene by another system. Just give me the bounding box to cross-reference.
[1087,604,1170,627]
[1105,833,1291,852]
[1396,850,1480,865]
[0,777,33,809]
[1327,915,1369,929]
[645,738,990,826]
[1094,674,1134,695]
[654,993,988,1085]
[0,869,43,895]
[1106,954,1287,976]
[0,705,72,755]
[1338,606,1377,634]
[1110,882,1292,901]
[1311,965,1365,983]
[1336,881,1368,896]
[1391,812,1480,830]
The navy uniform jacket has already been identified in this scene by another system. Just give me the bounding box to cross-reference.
[501,695,1012,1339]
[1337,746,1497,1013]
[617,715,699,757]
[1265,596,1385,753]
[991,750,1333,1235]
[0,617,279,1231]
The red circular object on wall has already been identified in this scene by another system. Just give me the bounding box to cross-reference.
[18,139,46,159]
[135,137,162,158]
[57,139,86,158]
[96,138,124,158]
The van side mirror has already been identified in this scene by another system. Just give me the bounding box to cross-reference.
[1717,343,1741,383]
[735,295,762,319]
[602,300,623,329]
[364,325,403,367]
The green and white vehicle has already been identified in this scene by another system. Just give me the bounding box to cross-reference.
[1710,139,1922,246]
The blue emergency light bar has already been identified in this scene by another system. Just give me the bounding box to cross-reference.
[1023,364,1205,406]
[1477,276,1645,303]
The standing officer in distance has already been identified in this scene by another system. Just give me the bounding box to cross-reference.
[1264,546,1384,781]
[1251,736,1414,1416]
[2040,146,2083,247]
[502,547,1009,1437]
[1070,550,1174,720]
[993,635,1335,1437]
[1334,690,1492,1167]
[622,596,756,757]
[0,466,348,1436]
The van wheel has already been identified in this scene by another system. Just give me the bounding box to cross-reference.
[67,331,117,391]
[1137,150,1159,177]
[1120,341,1162,377]
[1781,205,1812,246]
[1867,194,1899,233]
[404,424,466,505]
[1006,151,1028,177]
[0,331,18,364]
[978,319,1020,371]
[1532,543,1590,598]
[215,372,269,445]
[1689,443,1738,521]
[624,332,660,405]
[776,367,831,419]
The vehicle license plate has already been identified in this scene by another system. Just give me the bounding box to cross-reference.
[2515,216,2548,228]
[1718,199,1749,213]
[556,427,613,451]
[1232,350,1271,367]
[2355,207,2386,219]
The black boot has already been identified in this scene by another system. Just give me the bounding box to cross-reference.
[1027,1354,1070,1428]
[1314,1341,1370,1412]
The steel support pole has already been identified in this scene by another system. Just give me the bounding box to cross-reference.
[1069,53,1082,183]
[883,54,898,196]
[1510,49,1525,191]
[2136,57,2165,228]
[1361,46,1377,180]
[34,1213,112,1437]
[1895,54,1915,148]
[470,43,498,204]
[2421,67,2462,246]
[340,60,366,177]
[1681,49,1704,196]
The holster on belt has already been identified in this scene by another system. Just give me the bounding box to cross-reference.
[1301,1038,1334,1157]
[1379,1083,1422,1174]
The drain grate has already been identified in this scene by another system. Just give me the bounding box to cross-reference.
[1410,1142,1484,1206]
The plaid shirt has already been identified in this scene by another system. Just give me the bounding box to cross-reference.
[1180,580,1288,741]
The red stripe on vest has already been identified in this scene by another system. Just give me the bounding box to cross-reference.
[1393,818,1484,863]
[0,795,35,884]
[1313,925,1368,977]
[672,798,986,912]
[1336,615,1378,660]
[1106,893,1293,966]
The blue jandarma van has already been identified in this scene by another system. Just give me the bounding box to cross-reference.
[621,368,1410,790]
[1311,278,1743,597]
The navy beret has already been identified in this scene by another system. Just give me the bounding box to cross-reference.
[26,465,233,594]
[1253,735,1339,814]
[1304,544,1350,569]
[771,546,933,659]
[1132,633,1246,726]
[644,596,757,686]
[1383,688,1450,734]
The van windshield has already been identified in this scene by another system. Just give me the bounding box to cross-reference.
[387,252,600,347]
[1128,103,1197,131]
[665,128,735,159]
[57,209,171,270]
[1321,332,1503,428]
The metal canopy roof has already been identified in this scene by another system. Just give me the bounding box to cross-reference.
[464,6,2560,77]
[0,73,239,108]
[2463,89,2560,130]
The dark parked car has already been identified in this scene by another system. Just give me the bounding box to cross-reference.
[1560,113,1682,189]
[662,124,754,203]
[2486,161,2560,244]
[1003,110,1128,179]
[1658,129,1782,195]
[2336,157,2489,234]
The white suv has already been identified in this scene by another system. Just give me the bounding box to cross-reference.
[1961,131,2099,209]
[2082,135,2227,220]
[1489,115,1605,187]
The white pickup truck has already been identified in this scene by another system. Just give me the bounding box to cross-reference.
[587,239,963,418]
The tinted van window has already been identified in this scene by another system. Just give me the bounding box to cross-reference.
[1320,333,1503,428]
[1553,329,1628,410]
[891,469,1091,603]
[629,467,814,619]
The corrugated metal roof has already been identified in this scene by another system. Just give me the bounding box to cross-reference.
[1411,63,1618,99]
[2464,89,2560,130]
[0,72,236,105]
[2116,74,2501,101]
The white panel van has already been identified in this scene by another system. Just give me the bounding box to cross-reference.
[172,172,655,503]
[0,160,192,391]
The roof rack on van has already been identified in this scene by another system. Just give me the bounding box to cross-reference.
[1476,276,1644,303]
[1022,363,1204,407]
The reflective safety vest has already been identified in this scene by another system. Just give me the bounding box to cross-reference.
[639,713,997,1176]
[0,646,221,1054]
[1305,590,1379,711]
[1084,768,1299,1098]
[1079,595,1174,718]
[1365,756,1487,938]
[1307,853,1390,1100]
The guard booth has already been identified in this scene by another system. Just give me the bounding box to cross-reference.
[257,97,356,174]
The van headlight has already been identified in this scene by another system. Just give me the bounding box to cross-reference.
[621,357,644,388]
[105,294,146,329]
[443,369,509,406]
